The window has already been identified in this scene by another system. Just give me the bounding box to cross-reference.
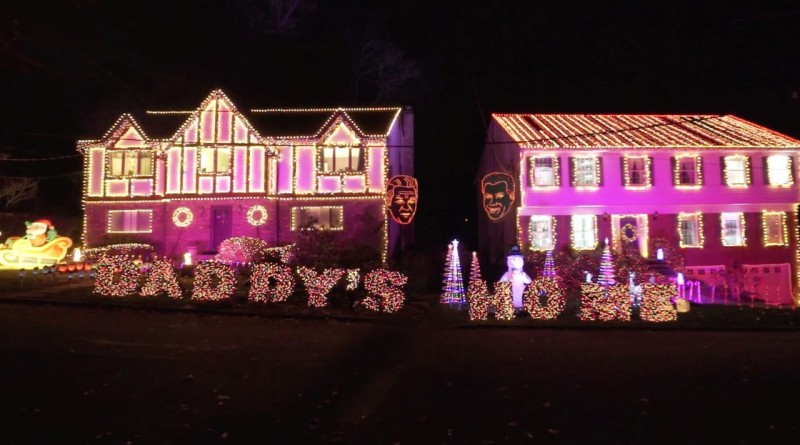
[724,156,748,187]
[107,209,153,233]
[766,155,793,186]
[677,213,703,248]
[624,156,650,187]
[322,147,363,173]
[530,156,558,187]
[293,206,344,230]
[574,156,599,187]
[762,211,787,246]
[108,151,153,177]
[571,215,597,250]
[529,215,555,250]
[675,156,701,187]
[199,148,231,174]
[721,212,746,246]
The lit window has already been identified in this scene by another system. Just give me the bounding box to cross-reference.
[529,215,555,250]
[108,151,153,177]
[293,206,344,230]
[767,155,793,186]
[625,156,650,187]
[530,156,557,187]
[724,156,748,187]
[574,156,599,187]
[322,147,363,173]
[677,213,703,248]
[720,212,746,246]
[199,148,231,174]
[107,209,153,233]
[762,211,787,246]
[675,156,701,186]
[571,215,597,250]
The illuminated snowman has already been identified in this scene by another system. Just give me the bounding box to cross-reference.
[499,244,532,309]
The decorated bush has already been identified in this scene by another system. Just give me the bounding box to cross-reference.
[216,236,269,264]
[83,243,155,261]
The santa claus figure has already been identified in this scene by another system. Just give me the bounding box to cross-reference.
[25,219,55,247]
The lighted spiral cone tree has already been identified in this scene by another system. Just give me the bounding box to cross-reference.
[441,240,465,306]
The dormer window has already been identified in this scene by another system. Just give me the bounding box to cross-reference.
[322,147,363,173]
[108,151,153,177]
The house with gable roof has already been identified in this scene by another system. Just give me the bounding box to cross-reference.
[478,113,800,305]
[78,90,414,263]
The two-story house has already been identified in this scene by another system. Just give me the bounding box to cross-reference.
[478,114,800,304]
[78,90,414,263]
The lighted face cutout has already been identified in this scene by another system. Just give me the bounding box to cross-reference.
[386,175,418,224]
[482,172,515,221]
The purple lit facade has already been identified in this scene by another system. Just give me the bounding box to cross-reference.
[478,114,800,304]
[78,90,414,262]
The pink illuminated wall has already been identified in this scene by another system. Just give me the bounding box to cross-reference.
[325,122,360,145]
[233,147,248,192]
[89,148,104,196]
[318,176,340,193]
[216,176,231,193]
[182,148,197,193]
[115,127,146,148]
[199,176,214,194]
[106,180,128,196]
[368,146,385,192]
[218,101,232,142]
[201,104,215,143]
[167,147,181,193]
[155,158,165,195]
[295,146,315,193]
[343,175,366,192]
[234,119,248,143]
[277,146,293,193]
[249,146,265,193]
[130,179,153,196]
[184,120,198,144]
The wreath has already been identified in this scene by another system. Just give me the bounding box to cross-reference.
[621,223,638,243]
[172,207,193,228]
[523,276,566,319]
[247,205,268,227]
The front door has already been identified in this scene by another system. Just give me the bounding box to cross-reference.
[211,206,232,252]
[611,214,649,258]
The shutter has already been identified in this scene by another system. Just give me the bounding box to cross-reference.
[790,156,796,185]
[598,157,604,186]
[670,156,677,186]
[554,156,561,187]
[747,156,753,185]
[762,156,770,185]
[621,156,627,186]
[568,157,575,187]
[720,156,726,186]
[697,156,704,186]
[649,156,655,186]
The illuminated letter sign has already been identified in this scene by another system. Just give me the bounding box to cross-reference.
[385,175,418,224]
[481,172,515,221]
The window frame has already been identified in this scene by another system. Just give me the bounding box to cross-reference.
[529,215,556,251]
[573,156,600,188]
[107,150,154,177]
[199,147,232,175]
[766,155,793,187]
[720,212,747,247]
[320,146,364,174]
[291,206,345,231]
[723,155,749,187]
[529,155,560,188]
[674,155,702,188]
[677,212,704,248]
[106,209,153,234]
[762,211,788,246]
[571,214,597,250]
[623,155,651,188]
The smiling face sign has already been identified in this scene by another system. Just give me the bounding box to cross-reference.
[481,172,515,221]
[386,176,418,224]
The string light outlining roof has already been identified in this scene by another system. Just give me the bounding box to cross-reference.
[492,114,800,149]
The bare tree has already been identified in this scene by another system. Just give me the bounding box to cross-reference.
[353,35,420,104]
[0,178,38,209]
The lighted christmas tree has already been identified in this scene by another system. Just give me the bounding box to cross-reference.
[542,250,556,278]
[467,251,483,294]
[441,240,465,305]
[597,238,616,286]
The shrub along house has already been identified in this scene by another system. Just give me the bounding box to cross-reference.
[478,113,800,304]
[78,90,414,264]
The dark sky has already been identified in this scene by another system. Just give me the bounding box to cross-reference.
[2,0,799,251]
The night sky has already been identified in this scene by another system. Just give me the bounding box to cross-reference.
[2,0,799,252]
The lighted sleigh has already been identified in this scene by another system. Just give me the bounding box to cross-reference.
[0,237,73,270]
